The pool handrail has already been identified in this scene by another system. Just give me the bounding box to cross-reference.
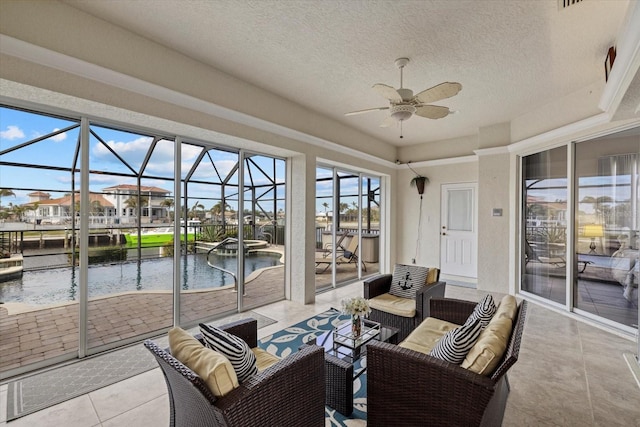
[205,237,247,295]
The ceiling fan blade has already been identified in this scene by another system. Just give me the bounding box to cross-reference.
[372,84,402,102]
[415,82,462,104]
[345,106,389,116]
[379,116,396,128]
[415,105,450,119]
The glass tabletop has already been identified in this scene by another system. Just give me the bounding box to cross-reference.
[310,319,398,364]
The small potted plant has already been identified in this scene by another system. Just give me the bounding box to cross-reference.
[410,175,429,196]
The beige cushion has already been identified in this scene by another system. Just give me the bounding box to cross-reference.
[426,268,439,284]
[494,295,518,322]
[168,327,239,397]
[369,293,416,317]
[252,347,281,371]
[462,316,513,375]
[399,317,460,355]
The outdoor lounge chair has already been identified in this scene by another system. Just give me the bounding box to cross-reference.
[315,234,366,273]
[319,230,349,256]
[525,240,591,273]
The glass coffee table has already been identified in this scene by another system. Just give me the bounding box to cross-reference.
[305,319,399,416]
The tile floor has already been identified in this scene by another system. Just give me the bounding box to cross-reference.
[1,282,639,426]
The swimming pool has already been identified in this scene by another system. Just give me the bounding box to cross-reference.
[0,252,282,305]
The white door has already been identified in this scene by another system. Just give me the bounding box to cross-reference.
[440,183,477,278]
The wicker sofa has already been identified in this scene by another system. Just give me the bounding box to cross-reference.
[364,268,446,342]
[367,297,528,427]
[144,318,325,427]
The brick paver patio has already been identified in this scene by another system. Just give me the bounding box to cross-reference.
[1,260,377,377]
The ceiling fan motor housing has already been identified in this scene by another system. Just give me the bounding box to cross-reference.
[397,88,414,101]
[390,104,416,121]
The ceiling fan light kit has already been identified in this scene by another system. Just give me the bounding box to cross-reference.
[390,104,416,121]
[345,57,462,138]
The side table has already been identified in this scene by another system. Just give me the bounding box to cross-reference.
[305,320,399,416]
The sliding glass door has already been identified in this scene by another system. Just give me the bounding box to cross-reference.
[574,131,639,329]
[522,147,568,304]
[315,166,381,290]
[520,127,639,332]
[0,103,287,378]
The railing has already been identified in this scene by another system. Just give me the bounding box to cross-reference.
[205,237,241,294]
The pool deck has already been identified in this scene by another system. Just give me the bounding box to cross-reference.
[0,258,377,377]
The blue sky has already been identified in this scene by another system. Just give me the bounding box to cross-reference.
[1,106,380,215]
[0,106,289,213]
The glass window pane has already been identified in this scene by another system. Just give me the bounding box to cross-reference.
[522,146,568,304]
[574,130,639,328]
[447,189,473,231]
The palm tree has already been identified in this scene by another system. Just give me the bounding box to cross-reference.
[322,202,330,226]
[190,201,205,219]
[0,188,16,208]
[90,200,103,214]
[210,201,230,222]
[11,204,26,222]
[124,196,148,209]
[161,198,174,221]
[124,195,149,221]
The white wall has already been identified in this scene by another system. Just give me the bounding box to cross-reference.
[395,159,479,270]
[477,151,512,293]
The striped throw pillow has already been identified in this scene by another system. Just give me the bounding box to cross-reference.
[467,294,497,328]
[429,317,482,364]
[199,323,258,382]
[388,264,429,299]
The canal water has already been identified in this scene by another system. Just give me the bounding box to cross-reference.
[0,252,281,305]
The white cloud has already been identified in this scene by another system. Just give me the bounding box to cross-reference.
[0,125,25,140]
[92,136,153,168]
[50,128,67,142]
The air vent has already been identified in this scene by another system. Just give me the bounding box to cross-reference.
[558,0,583,10]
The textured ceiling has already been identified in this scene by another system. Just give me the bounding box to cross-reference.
[62,0,630,147]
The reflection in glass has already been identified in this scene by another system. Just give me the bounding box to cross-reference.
[522,147,567,304]
[574,133,639,328]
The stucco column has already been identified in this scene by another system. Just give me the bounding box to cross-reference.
[286,153,316,304]
[475,123,512,294]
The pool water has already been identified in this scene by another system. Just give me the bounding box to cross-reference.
[0,252,281,305]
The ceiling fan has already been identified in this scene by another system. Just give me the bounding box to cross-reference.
[345,58,462,137]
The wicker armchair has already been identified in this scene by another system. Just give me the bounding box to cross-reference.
[367,297,528,427]
[364,270,446,341]
[144,318,325,427]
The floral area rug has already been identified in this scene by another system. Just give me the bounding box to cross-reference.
[258,308,368,426]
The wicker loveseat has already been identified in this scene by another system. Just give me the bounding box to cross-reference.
[144,318,325,427]
[367,297,528,427]
[364,267,446,342]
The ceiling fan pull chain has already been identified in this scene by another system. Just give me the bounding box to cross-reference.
[400,121,404,139]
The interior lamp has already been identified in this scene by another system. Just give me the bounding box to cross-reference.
[583,224,604,254]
